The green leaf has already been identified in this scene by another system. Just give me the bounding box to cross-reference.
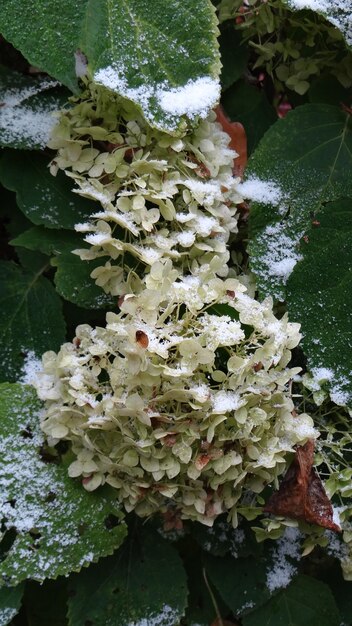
[247,104,352,299]
[308,74,352,106]
[204,552,271,616]
[67,524,188,626]
[23,579,68,626]
[287,198,352,407]
[0,0,220,132]
[285,1,352,48]
[192,517,259,558]
[222,80,277,155]
[0,383,127,586]
[11,226,83,256]
[219,28,249,91]
[11,228,115,309]
[53,254,116,310]
[242,575,340,626]
[0,261,66,382]
[0,66,67,150]
[0,584,24,626]
[0,151,97,230]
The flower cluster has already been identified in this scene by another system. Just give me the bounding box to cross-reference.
[48,80,241,296]
[34,281,316,526]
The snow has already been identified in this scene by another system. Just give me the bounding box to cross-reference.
[256,221,303,288]
[0,607,19,624]
[211,390,242,413]
[94,64,220,127]
[18,350,42,386]
[0,102,58,148]
[0,78,60,148]
[266,527,301,592]
[127,605,180,626]
[238,178,283,206]
[311,366,352,407]
[157,76,220,119]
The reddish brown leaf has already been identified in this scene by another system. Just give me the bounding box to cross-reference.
[215,105,247,177]
[264,439,341,532]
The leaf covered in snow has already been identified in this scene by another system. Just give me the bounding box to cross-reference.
[0,66,66,150]
[0,383,127,585]
[246,104,352,299]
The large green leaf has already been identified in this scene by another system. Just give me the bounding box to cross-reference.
[0,261,66,382]
[67,525,188,626]
[53,253,116,310]
[287,198,352,407]
[11,228,117,309]
[246,104,352,299]
[205,552,271,616]
[242,575,340,626]
[0,151,97,230]
[23,579,68,626]
[0,66,66,150]
[10,226,83,256]
[286,1,352,48]
[0,584,24,625]
[0,383,127,586]
[0,0,220,132]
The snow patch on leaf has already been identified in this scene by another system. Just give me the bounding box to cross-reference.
[266,527,301,592]
[238,177,284,206]
[253,221,303,297]
[94,65,220,130]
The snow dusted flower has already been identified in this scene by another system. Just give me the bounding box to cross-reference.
[34,284,316,527]
[48,79,241,296]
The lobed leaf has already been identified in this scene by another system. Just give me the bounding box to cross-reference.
[247,104,352,299]
[0,151,97,230]
[0,261,66,382]
[11,227,116,309]
[53,254,116,310]
[67,525,188,626]
[242,575,340,626]
[0,383,127,586]
[287,198,352,407]
[205,552,271,616]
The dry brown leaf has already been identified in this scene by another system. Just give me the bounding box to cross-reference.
[215,105,247,178]
[264,439,341,532]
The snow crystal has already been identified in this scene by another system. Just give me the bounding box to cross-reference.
[311,367,334,383]
[18,350,42,386]
[266,527,301,592]
[127,604,180,626]
[311,367,352,407]
[238,178,283,206]
[256,221,303,290]
[212,390,242,413]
